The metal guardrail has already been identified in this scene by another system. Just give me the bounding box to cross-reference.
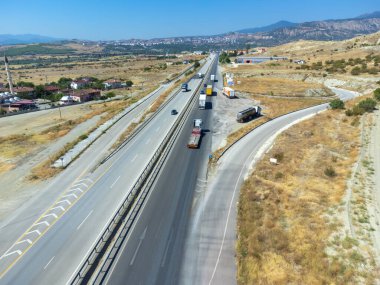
[70,56,215,285]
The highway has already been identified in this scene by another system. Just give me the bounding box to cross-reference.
[102,57,219,284]
[179,87,360,285]
[0,56,215,284]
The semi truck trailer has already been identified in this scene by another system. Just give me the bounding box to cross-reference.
[187,119,202,149]
[236,106,261,123]
[199,94,206,109]
[210,74,215,81]
[222,87,235,98]
[206,85,213,96]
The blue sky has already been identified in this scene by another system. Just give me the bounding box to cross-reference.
[2,0,379,40]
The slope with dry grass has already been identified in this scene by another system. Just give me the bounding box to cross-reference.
[237,107,377,284]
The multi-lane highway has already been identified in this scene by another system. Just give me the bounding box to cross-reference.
[102,55,219,285]
[0,56,216,284]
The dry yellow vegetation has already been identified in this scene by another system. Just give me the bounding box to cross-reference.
[237,108,377,284]
[234,77,332,97]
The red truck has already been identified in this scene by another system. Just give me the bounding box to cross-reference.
[187,119,202,149]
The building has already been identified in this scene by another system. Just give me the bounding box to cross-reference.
[13,87,35,98]
[72,89,101,102]
[235,56,288,64]
[103,79,122,89]
[1,99,38,112]
[43,85,60,93]
[70,79,88,89]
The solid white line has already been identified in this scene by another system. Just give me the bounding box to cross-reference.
[72,182,88,188]
[155,126,160,133]
[15,239,32,245]
[43,256,55,270]
[110,176,121,189]
[77,210,94,230]
[208,143,257,284]
[51,206,65,212]
[34,221,50,227]
[161,229,173,267]
[145,138,151,145]
[27,230,41,236]
[130,227,147,266]
[43,213,58,219]
[131,154,138,162]
[56,199,72,206]
[62,193,77,199]
[68,188,83,193]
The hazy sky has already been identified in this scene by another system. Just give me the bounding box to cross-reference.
[2,0,379,40]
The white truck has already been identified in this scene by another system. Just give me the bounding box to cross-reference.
[199,94,206,109]
[210,74,216,81]
[222,87,235,98]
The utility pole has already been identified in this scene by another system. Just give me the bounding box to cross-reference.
[4,55,14,95]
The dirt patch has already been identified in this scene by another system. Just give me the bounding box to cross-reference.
[236,108,378,284]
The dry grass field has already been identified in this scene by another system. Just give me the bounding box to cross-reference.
[236,107,377,284]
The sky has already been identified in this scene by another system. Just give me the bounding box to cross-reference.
[1,0,379,40]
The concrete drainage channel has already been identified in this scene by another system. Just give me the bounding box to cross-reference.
[69,57,216,285]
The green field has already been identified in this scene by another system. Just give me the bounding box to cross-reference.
[3,44,75,56]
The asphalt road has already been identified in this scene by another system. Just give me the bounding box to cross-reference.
[103,57,219,285]
[179,87,360,285]
[0,57,215,284]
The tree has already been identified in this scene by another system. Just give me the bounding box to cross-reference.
[219,52,231,64]
[358,98,376,112]
[57,77,72,88]
[17,81,35,88]
[193,61,200,68]
[35,85,46,98]
[329,99,345,109]
[125,80,133,87]
[351,67,361,75]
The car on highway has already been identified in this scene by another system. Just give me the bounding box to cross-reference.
[181,83,188,92]
[171,109,178,115]
[200,89,205,95]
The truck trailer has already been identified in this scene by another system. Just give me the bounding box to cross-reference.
[187,119,202,149]
[236,106,261,123]
[199,94,206,109]
[222,87,235,98]
[210,74,215,81]
[206,85,213,96]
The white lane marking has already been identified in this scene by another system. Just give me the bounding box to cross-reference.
[43,256,55,270]
[26,230,41,236]
[15,239,32,245]
[131,154,138,162]
[68,188,83,193]
[51,206,65,212]
[56,199,72,206]
[43,213,58,219]
[161,229,173,267]
[2,250,22,258]
[72,182,88,188]
[155,126,160,133]
[145,138,151,145]
[62,193,78,199]
[110,176,121,189]
[77,210,94,230]
[34,221,50,227]
[130,227,147,266]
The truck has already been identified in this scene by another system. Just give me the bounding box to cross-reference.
[236,106,261,123]
[206,85,213,96]
[187,119,202,149]
[199,94,206,109]
[210,74,216,81]
[222,87,235,98]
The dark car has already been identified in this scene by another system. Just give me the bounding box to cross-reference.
[181,83,188,91]
[171,109,178,115]
[200,89,205,94]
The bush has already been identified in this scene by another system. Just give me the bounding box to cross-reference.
[193,61,200,68]
[358,98,376,112]
[352,105,365,116]
[351,67,361,75]
[105,92,116,98]
[329,99,345,109]
[324,166,337,177]
[273,152,284,162]
[374,88,380,101]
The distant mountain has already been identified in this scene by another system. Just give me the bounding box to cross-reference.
[356,11,380,19]
[236,21,297,34]
[0,34,62,45]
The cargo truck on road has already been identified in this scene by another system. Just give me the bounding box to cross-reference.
[199,94,206,109]
[222,87,235,98]
[210,74,215,81]
[236,106,261,123]
[206,85,213,96]
[187,119,202,149]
